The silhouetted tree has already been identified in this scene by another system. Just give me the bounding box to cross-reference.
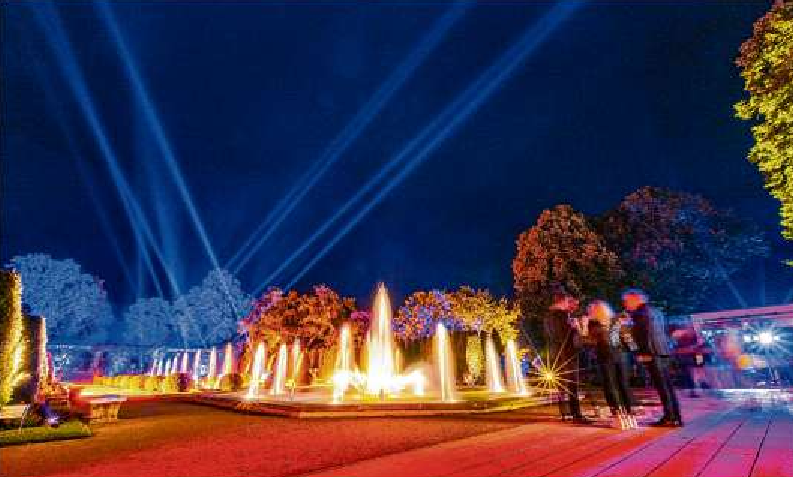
[600,187,767,313]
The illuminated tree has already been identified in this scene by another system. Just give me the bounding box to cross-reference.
[735,1,793,240]
[1,271,27,406]
[512,205,623,344]
[465,335,483,383]
[9,254,112,344]
[448,286,518,341]
[600,187,767,313]
[394,289,463,341]
[173,269,251,347]
[243,285,355,351]
[124,297,179,346]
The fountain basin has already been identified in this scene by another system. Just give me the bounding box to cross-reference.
[190,389,548,418]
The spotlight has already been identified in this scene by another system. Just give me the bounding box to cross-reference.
[273,0,583,291]
[757,331,774,345]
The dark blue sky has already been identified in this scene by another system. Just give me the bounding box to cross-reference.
[2,1,788,311]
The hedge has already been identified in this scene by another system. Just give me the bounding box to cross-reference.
[0,420,91,446]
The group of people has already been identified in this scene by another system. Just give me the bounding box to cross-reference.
[547,287,683,427]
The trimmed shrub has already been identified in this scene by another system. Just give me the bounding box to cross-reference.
[219,373,243,392]
[160,375,178,393]
[128,375,144,390]
[143,376,163,392]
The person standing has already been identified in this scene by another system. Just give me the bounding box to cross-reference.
[547,287,589,423]
[622,289,683,426]
[585,301,634,420]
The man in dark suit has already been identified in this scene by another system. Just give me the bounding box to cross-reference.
[623,289,683,427]
[547,287,589,423]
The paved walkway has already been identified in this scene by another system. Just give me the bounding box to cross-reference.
[307,400,793,477]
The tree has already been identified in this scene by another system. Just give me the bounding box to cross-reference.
[123,297,178,346]
[173,269,251,347]
[735,1,793,240]
[9,254,113,344]
[600,187,767,313]
[1,270,27,406]
[448,286,519,341]
[243,285,355,351]
[394,289,463,342]
[512,205,623,345]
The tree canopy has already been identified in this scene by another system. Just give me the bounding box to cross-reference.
[242,285,357,351]
[600,187,767,313]
[735,1,793,240]
[512,204,624,340]
[393,287,518,342]
[9,254,113,344]
[172,269,251,347]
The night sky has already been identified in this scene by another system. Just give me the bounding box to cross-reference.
[2,1,789,312]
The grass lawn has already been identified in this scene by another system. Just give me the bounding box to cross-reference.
[1,400,549,477]
[0,420,91,447]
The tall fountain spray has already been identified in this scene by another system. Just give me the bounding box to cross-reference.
[485,334,505,393]
[169,354,177,375]
[222,342,234,376]
[149,359,156,377]
[247,342,266,398]
[331,284,424,401]
[333,324,353,403]
[366,283,397,397]
[434,323,456,402]
[192,350,202,381]
[155,358,162,377]
[271,343,288,396]
[291,339,301,383]
[207,347,217,386]
[181,351,189,374]
[505,339,528,395]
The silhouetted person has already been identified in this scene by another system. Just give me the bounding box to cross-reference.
[585,301,634,418]
[548,288,589,423]
[622,289,682,426]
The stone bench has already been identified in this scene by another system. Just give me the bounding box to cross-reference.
[75,396,127,423]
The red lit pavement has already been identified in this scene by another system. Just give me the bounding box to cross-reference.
[307,399,793,477]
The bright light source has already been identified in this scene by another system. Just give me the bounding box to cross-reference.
[757,331,774,345]
[743,335,752,343]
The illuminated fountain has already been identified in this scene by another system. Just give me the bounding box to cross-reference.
[505,339,528,395]
[332,284,425,402]
[291,339,302,382]
[181,351,189,374]
[485,334,505,393]
[202,282,540,417]
[222,343,234,376]
[192,350,202,381]
[207,346,217,386]
[332,324,354,403]
[247,342,266,398]
[271,343,288,396]
[434,323,456,402]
